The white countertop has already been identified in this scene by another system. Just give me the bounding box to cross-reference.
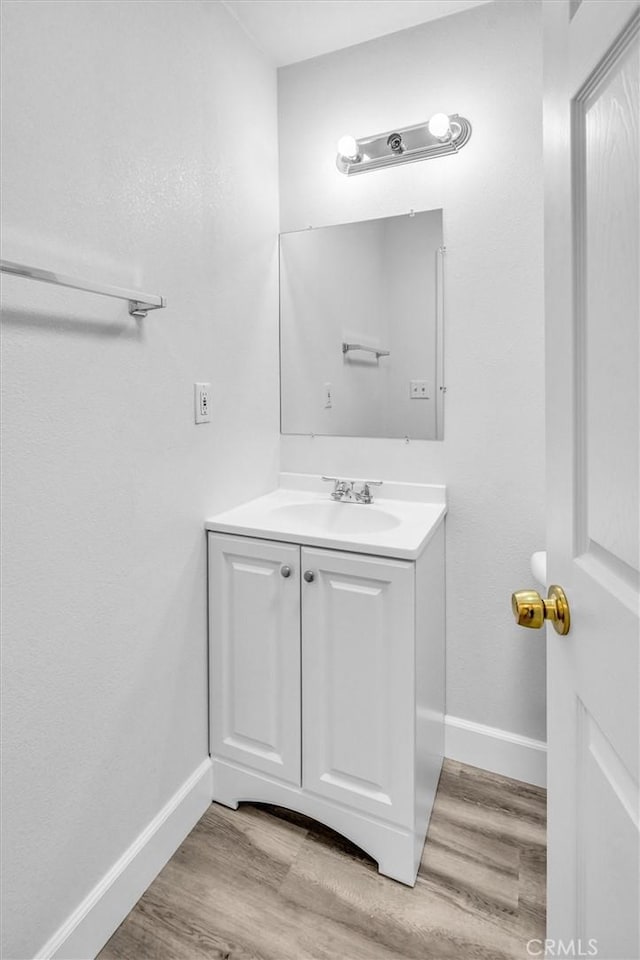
[205,474,447,560]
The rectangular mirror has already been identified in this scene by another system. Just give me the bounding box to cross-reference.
[279,209,444,441]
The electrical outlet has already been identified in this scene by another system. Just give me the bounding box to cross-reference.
[409,380,430,399]
[323,382,333,409]
[194,382,211,423]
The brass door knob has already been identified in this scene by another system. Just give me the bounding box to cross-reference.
[511,585,571,636]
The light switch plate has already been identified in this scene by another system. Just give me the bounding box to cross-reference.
[194,382,211,423]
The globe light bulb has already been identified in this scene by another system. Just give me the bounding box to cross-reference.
[428,113,451,140]
[337,134,359,160]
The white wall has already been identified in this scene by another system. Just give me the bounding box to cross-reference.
[0,2,279,957]
[278,1,546,742]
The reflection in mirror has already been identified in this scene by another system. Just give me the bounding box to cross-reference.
[279,209,444,441]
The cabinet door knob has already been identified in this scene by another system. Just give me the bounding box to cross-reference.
[303,570,315,583]
[280,565,292,578]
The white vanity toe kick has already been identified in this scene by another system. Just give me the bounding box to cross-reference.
[205,490,446,560]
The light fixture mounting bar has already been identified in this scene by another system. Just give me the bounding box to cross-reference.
[336,114,472,176]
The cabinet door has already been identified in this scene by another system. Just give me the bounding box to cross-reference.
[301,547,415,826]
[209,534,300,785]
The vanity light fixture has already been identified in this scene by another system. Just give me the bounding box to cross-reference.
[336,112,472,176]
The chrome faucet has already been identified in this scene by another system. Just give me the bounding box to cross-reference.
[322,476,383,504]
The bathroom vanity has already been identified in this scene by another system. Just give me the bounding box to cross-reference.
[205,475,446,886]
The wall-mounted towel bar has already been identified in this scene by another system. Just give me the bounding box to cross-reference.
[342,342,390,359]
[0,259,166,318]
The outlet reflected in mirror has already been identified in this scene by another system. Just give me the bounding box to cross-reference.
[279,209,444,441]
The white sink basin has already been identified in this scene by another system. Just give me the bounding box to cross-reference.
[268,500,401,535]
[205,478,447,560]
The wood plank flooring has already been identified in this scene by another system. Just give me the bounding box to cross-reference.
[99,761,546,960]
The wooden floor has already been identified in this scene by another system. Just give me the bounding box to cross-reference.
[99,760,546,960]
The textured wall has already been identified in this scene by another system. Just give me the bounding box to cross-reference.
[0,2,279,956]
[278,1,546,742]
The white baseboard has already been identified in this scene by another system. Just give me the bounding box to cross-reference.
[445,715,547,788]
[36,758,213,960]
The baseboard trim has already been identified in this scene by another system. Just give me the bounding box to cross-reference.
[36,758,213,960]
[445,715,547,788]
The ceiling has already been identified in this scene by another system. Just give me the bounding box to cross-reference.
[220,0,493,67]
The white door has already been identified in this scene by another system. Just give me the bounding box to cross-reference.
[209,534,301,786]
[543,1,639,955]
[301,547,415,827]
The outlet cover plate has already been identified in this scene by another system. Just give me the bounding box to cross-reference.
[410,380,429,399]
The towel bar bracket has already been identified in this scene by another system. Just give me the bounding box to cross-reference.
[128,297,167,318]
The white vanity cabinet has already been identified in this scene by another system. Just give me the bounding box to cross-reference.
[208,521,445,887]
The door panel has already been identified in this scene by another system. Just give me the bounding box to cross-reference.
[577,24,639,573]
[576,703,640,956]
[301,547,414,827]
[543,1,640,951]
[209,534,301,785]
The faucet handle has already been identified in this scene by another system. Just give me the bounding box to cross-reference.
[354,480,383,504]
[322,476,350,500]
[322,476,383,486]
[321,475,342,496]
